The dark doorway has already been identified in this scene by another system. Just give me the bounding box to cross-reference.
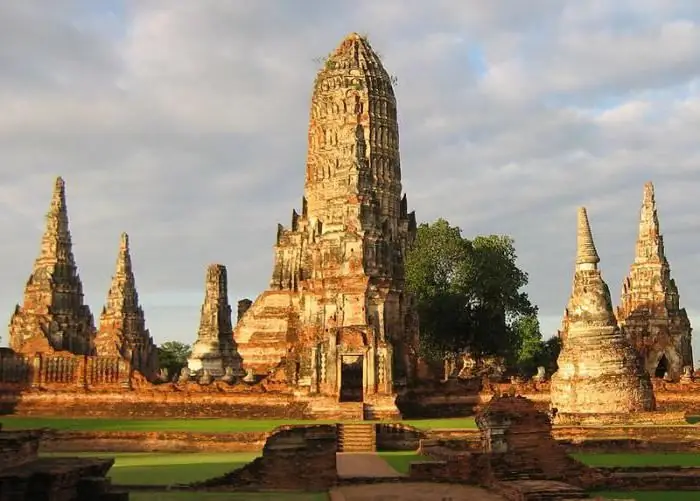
[340,355,363,402]
[655,355,669,378]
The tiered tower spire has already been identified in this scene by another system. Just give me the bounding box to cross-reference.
[617,182,693,380]
[9,177,95,354]
[233,33,419,411]
[187,264,243,377]
[94,233,159,380]
[551,208,655,419]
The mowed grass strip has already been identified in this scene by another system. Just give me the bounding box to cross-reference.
[377,451,430,474]
[573,452,700,468]
[0,416,477,432]
[41,452,259,485]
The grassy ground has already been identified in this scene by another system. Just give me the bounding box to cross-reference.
[42,452,259,485]
[0,416,477,432]
[573,452,700,468]
[377,451,429,474]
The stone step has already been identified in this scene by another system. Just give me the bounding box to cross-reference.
[338,423,376,452]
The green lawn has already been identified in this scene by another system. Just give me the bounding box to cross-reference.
[41,452,259,485]
[0,416,476,432]
[573,452,700,468]
[378,451,430,474]
[590,492,699,500]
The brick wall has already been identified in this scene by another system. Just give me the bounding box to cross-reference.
[2,391,307,419]
[193,425,338,491]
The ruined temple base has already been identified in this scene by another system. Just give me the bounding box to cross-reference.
[301,394,401,421]
[553,410,688,427]
[1,386,403,420]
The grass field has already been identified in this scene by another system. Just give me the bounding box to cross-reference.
[377,451,430,473]
[41,452,259,485]
[0,416,478,432]
[573,452,700,468]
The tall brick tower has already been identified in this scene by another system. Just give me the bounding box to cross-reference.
[617,182,693,380]
[551,208,655,420]
[233,33,418,412]
[9,177,96,355]
[94,233,159,381]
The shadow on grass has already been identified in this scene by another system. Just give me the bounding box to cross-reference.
[41,452,260,486]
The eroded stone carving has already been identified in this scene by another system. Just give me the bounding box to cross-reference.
[616,182,693,381]
[233,33,419,404]
[188,264,243,378]
[198,369,213,385]
[551,207,656,417]
[9,177,96,355]
[177,366,191,383]
[94,233,159,381]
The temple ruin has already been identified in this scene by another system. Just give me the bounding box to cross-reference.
[233,33,420,406]
[187,264,243,378]
[94,233,159,381]
[551,207,656,419]
[617,182,693,380]
[8,177,96,355]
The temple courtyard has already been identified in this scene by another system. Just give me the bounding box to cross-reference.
[5,415,700,500]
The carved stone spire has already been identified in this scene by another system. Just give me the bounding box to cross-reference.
[105,233,137,313]
[617,182,693,380]
[635,182,664,264]
[576,207,600,269]
[8,177,95,355]
[95,233,159,381]
[551,207,655,419]
[188,264,243,377]
[233,33,418,412]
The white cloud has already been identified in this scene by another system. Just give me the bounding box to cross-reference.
[1,1,700,359]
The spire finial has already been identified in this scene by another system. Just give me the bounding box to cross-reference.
[576,207,600,268]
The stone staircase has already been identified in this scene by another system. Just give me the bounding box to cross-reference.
[338,423,376,452]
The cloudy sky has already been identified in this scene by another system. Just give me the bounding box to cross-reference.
[2,1,700,357]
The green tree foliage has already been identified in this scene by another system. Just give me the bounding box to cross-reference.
[157,341,192,378]
[512,314,543,374]
[405,219,537,365]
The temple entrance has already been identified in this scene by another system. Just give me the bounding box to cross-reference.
[339,355,364,402]
[655,354,669,378]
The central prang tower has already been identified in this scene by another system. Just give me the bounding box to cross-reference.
[234,33,418,411]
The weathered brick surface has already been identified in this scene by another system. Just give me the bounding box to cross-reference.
[233,33,419,408]
[552,207,655,417]
[413,396,602,490]
[39,430,269,453]
[616,182,693,380]
[194,425,338,491]
[2,390,308,418]
[9,177,95,356]
[94,233,159,382]
[0,425,127,501]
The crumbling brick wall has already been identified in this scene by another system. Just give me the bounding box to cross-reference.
[194,424,338,491]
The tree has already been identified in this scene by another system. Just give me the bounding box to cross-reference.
[535,336,562,375]
[511,314,544,375]
[157,341,192,379]
[405,219,537,365]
